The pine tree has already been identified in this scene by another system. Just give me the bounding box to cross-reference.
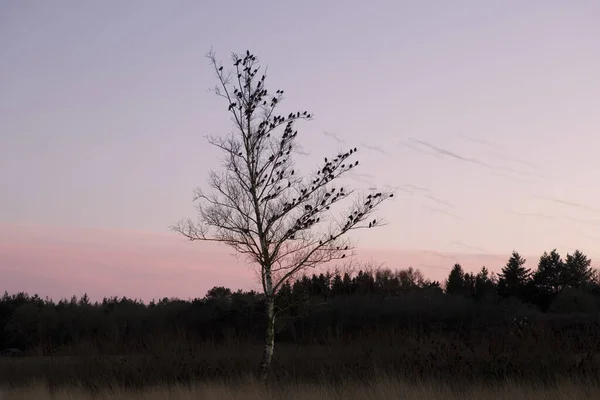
[474,266,495,300]
[498,251,530,299]
[533,249,564,294]
[445,263,466,295]
[563,250,593,289]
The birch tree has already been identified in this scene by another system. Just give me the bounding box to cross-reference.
[171,50,394,383]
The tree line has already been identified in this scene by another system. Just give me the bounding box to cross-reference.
[1,248,599,355]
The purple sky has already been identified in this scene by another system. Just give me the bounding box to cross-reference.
[1,1,600,301]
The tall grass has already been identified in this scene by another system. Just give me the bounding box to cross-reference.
[2,325,600,390]
[2,376,600,400]
[2,318,600,399]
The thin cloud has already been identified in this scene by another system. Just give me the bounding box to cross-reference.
[532,195,600,213]
[346,172,375,185]
[456,133,503,150]
[489,171,532,184]
[450,240,496,257]
[323,131,346,143]
[418,263,452,271]
[490,152,541,171]
[404,184,430,193]
[495,165,547,179]
[422,204,464,220]
[379,184,408,194]
[360,142,387,154]
[423,250,455,259]
[407,137,543,183]
[409,137,494,168]
[424,194,454,209]
[347,172,376,180]
[398,139,442,157]
[507,209,600,227]
[506,210,557,220]
[393,186,414,194]
[457,133,539,170]
[581,233,600,241]
[396,184,455,209]
[383,184,413,195]
[562,215,600,227]
[456,133,542,171]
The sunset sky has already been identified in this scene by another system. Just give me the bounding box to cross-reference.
[1,1,600,302]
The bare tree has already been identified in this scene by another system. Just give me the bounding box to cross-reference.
[171,49,394,383]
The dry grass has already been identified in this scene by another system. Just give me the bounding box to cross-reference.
[3,321,600,398]
[3,337,600,391]
[1,376,599,400]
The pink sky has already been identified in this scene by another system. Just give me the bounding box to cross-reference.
[1,2,600,301]
[1,222,589,303]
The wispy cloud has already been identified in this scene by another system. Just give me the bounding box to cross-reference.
[532,195,600,213]
[398,139,442,157]
[495,165,548,180]
[581,233,600,241]
[294,147,311,156]
[489,171,532,184]
[491,152,541,171]
[406,137,545,183]
[360,142,387,154]
[393,186,414,194]
[408,137,494,168]
[506,210,557,220]
[346,172,376,185]
[423,194,454,209]
[456,132,542,171]
[456,133,503,150]
[404,184,430,193]
[422,250,455,259]
[450,240,504,259]
[323,131,346,144]
[506,208,600,227]
[395,184,455,210]
[422,204,464,220]
[418,263,452,271]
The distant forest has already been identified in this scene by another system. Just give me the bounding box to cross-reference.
[2,248,599,355]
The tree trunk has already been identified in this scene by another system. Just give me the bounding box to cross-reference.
[258,296,275,383]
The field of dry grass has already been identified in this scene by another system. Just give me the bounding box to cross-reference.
[3,334,600,399]
[1,375,600,400]
[3,315,600,399]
